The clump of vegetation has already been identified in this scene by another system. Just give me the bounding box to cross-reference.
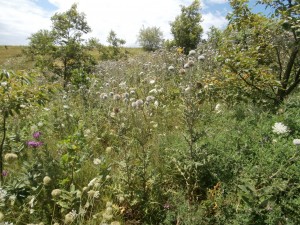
[0,0,300,224]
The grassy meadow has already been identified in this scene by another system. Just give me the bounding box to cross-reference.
[0,45,300,225]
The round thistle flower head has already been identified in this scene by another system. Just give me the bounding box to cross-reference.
[51,189,62,198]
[27,141,43,148]
[293,139,300,146]
[64,211,76,224]
[4,153,18,162]
[43,176,51,186]
[33,131,42,139]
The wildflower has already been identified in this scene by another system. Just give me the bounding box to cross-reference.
[146,96,155,102]
[88,177,101,187]
[131,102,137,108]
[37,122,43,127]
[87,190,99,198]
[168,65,175,71]
[184,63,190,69]
[149,89,158,94]
[63,105,69,109]
[64,210,76,224]
[27,141,43,148]
[293,139,300,146]
[43,176,51,186]
[119,81,126,89]
[33,131,42,139]
[100,93,108,99]
[149,79,155,84]
[0,188,7,201]
[51,189,62,198]
[130,90,136,95]
[93,158,102,165]
[2,170,8,177]
[188,49,196,56]
[154,101,159,108]
[198,55,205,61]
[215,104,222,113]
[272,122,289,134]
[4,153,18,162]
[136,99,144,108]
[1,82,7,87]
[28,196,35,208]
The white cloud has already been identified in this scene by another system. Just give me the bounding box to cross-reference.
[0,0,228,46]
[202,12,228,38]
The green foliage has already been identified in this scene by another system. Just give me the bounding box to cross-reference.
[170,0,203,54]
[137,26,164,51]
[217,0,300,106]
[25,4,96,87]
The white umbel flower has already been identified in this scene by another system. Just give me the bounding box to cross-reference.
[272,122,289,134]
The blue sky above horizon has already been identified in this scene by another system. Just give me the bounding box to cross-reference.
[0,0,271,46]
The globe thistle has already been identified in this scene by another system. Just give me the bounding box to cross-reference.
[64,210,77,224]
[293,139,300,146]
[188,49,196,56]
[198,55,205,61]
[51,189,62,198]
[136,99,144,108]
[4,153,18,162]
[100,93,108,99]
[33,131,42,139]
[43,176,51,186]
[168,65,175,71]
[146,96,155,102]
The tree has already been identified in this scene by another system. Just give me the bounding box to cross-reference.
[218,0,300,105]
[137,26,163,51]
[170,0,203,54]
[96,30,127,61]
[25,4,96,87]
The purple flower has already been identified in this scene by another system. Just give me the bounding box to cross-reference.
[2,170,8,177]
[27,141,43,148]
[33,131,42,139]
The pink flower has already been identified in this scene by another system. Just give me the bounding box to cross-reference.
[27,141,43,148]
[33,131,42,139]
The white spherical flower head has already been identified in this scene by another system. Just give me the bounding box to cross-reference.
[168,65,175,71]
[293,139,300,146]
[43,176,51,186]
[272,122,289,134]
[51,189,62,197]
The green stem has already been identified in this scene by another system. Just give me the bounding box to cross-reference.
[0,114,7,185]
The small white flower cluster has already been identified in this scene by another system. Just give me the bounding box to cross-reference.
[272,122,289,134]
[0,188,7,202]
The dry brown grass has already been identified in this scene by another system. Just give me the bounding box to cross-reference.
[0,45,33,70]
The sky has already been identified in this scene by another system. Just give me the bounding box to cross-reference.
[0,0,268,47]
